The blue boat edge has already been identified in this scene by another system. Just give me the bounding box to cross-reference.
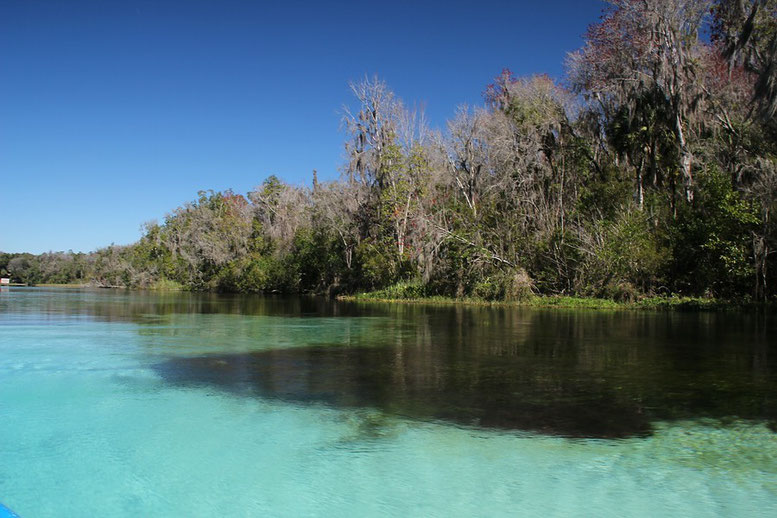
[0,502,20,518]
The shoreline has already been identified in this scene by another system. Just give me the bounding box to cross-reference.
[337,293,773,311]
[10,284,773,311]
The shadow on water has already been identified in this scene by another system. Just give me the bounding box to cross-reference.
[154,304,777,439]
[6,288,777,439]
[154,345,653,438]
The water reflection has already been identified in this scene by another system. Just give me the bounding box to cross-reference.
[155,345,653,438]
[155,305,777,439]
[0,287,371,323]
[4,288,776,438]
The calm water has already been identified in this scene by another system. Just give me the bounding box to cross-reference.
[1,288,776,517]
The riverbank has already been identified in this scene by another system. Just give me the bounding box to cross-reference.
[16,278,185,291]
[33,283,92,288]
[338,290,769,311]
[13,282,771,311]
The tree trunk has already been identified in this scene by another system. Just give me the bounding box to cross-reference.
[675,112,694,203]
[636,157,645,210]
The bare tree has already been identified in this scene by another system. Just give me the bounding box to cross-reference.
[342,76,433,263]
[312,180,363,269]
[249,178,312,255]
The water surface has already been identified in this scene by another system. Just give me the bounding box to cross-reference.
[1,288,776,516]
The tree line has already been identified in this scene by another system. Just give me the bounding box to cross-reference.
[3,0,776,301]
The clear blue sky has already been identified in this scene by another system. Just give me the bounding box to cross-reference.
[0,0,605,254]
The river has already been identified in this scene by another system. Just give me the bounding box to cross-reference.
[1,288,776,516]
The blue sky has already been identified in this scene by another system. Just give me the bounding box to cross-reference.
[0,0,605,254]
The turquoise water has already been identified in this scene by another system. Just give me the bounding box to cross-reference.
[1,288,776,517]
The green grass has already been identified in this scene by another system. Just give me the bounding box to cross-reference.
[340,286,771,312]
[342,292,622,309]
[631,296,733,311]
[149,278,186,291]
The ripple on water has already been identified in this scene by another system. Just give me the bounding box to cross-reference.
[2,289,777,517]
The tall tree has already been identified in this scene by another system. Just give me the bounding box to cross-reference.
[568,0,711,204]
[713,0,777,119]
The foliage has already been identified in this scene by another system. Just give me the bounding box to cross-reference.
[5,1,777,303]
[669,167,761,297]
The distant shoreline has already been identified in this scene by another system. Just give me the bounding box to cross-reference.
[33,283,91,288]
[9,284,773,312]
